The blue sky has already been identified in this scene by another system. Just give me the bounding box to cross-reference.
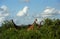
[0,0,60,25]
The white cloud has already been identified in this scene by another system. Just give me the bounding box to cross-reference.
[17,6,29,16]
[44,7,55,13]
[0,5,9,26]
[1,5,8,11]
[0,5,9,17]
[58,11,60,14]
[40,7,60,18]
[0,17,5,26]
[0,17,5,23]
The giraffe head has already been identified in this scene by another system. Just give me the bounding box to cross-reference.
[34,18,37,24]
[35,18,37,21]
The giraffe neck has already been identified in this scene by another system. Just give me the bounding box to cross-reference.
[12,20,17,27]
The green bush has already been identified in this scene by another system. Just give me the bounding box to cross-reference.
[0,18,60,39]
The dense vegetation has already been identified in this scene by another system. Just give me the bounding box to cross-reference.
[0,18,60,39]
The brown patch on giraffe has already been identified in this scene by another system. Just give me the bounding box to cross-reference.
[27,19,37,31]
[27,24,34,31]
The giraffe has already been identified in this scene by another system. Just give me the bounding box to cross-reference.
[11,19,21,29]
[37,21,43,29]
[27,19,37,31]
